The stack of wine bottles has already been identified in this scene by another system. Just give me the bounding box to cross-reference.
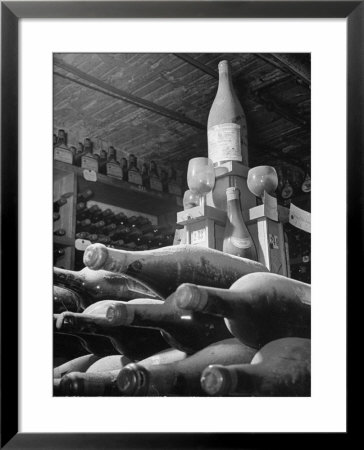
[53,196,69,265]
[75,191,174,252]
[53,244,311,397]
[53,130,184,195]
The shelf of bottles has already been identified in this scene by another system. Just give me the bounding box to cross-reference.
[53,129,185,207]
[73,191,175,270]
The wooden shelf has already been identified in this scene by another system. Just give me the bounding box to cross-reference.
[54,160,182,215]
[54,235,75,247]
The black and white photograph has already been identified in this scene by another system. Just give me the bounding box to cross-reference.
[53,52,311,397]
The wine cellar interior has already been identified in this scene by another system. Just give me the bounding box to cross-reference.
[53,53,311,397]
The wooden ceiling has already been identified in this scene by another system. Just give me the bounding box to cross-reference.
[53,52,310,177]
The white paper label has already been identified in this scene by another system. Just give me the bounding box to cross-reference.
[81,156,99,172]
[231,236,252,249]
[54,148,73,164]
[208,123,242,163]
[75,239,91,251]
[106,163,123,179]
[289,203,311,233]
[191,229,206,244]
[83,170,97,182]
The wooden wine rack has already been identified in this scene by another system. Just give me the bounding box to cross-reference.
[53,160,183,270]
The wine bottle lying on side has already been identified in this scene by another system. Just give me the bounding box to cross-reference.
[54,299,169,361]
[54,354,102,379]
[59,370,123,397]
[105,294,232,354]
[57,349,187,396]
[83,243,269,297]
[53,266,163,309]
[200,337,311,396]
[117,338,257,396]
[53,285,82,314]
[174,272,311,348]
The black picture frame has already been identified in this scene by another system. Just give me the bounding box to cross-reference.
[1,1,360,448]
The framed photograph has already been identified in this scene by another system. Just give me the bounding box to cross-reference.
[2,1,359,447]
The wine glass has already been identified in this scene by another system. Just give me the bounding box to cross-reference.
[183,190,200,210]
[247,166,278,199]
[187,157,215,207]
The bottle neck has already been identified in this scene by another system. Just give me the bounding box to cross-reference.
[217,63,235,95]
[226,196,243,222]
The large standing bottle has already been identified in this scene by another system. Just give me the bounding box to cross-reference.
[83,243,268,298]
[53,266,163,309]
[117,338,256,396]
[105,294,232,354]
[175,272,311,349]
[207,60,249,167]
[201,338,311,396]
[54,299,169,361]
[223,187,257,260]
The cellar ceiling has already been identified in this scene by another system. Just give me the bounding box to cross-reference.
[54,52,310,179]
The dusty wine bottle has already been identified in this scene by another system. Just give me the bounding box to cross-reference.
[59,369,124,396]
[53,197,67,212]
[54,229,66,236]
[175,272,311,349]
[117,338,256,396]
[55,300,169,361]
[53,285,82,313]
[149,160,163,192]
[105,294,232,354]
[86,354,133,373]
[223,187,257,260]
[200,337,311,396]
[83,244,268,297]
[77,189,94,202]
[53,266,163,308]
[54,354,102,379]
[74,142,84,167]
[207,60,249,167]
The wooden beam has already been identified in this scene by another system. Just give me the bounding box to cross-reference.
[53,58,206,130]
[173,53,219,79]
[254,53,311,88]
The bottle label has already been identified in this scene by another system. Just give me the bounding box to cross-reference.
[191,229,206,245]
[231,237,252,249]
[54,147,73,164]
[128,171,143,186]
[83,170,97,182]
[106,162,123,179]
[81,155,99,172]
[208,123,242,163]
[150,177,163,191]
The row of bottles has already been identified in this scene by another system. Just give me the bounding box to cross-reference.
[285,223,311,283]
[54,244,311,396]
[54,130,184,196]
[75,195,174,251]
[54,337,310,397]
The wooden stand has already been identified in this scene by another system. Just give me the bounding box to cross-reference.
[177,166,291,276]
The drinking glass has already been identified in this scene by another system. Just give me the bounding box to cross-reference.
[187,158,215,207]
[183,190,200,210]
[247,166,278,199]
